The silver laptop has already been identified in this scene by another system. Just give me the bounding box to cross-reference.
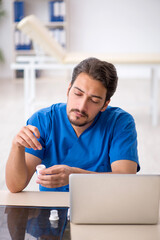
[69,174,160,224]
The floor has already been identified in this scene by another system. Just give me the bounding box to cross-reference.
[0,73,160,191]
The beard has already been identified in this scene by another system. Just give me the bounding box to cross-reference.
[67,109,93,127]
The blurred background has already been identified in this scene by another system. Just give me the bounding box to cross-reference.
[0,0,160,191]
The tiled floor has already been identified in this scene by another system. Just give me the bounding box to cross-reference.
[0,74,160,191]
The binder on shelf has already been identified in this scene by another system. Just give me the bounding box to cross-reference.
[15,30,32,50]
[49,28,59,44]
[49,27,66,47]
[49,1,65,22]
[59,0,65,21]
[59,28,66,47]
[14,1,24,22]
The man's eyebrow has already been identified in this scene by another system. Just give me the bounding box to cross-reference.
[74,87,103,100]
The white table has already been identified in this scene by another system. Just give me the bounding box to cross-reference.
[11,55,160,125]
[0,190,69,207]
[0,191,160,240]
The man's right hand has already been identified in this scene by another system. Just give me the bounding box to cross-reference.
[13,125,42,150]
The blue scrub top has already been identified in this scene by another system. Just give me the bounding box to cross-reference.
[26,103,140,192]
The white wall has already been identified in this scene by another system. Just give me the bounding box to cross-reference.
[0,0,13,79]
[0,0,160,79]
[68,0,160,53]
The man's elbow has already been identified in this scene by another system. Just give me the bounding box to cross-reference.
[6,182,24,193]
[5,177,27,193]
[111,160,138,174]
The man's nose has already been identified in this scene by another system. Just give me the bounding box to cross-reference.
[78,97,88,112]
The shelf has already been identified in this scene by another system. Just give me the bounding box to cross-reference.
[13,21,66,29]
[12,0,68,78]
[46,21,66,28]
[15,50,35,55]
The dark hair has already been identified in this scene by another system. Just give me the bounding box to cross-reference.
[71,57,118,101]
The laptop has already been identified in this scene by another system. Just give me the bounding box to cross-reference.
[69,174,160,224]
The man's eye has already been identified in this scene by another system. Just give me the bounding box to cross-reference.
[91,99,99,104]
[74,92,82,96]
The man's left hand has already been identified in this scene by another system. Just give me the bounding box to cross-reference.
[36,165,72,188]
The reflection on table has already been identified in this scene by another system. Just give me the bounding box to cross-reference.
[5,206,69,240]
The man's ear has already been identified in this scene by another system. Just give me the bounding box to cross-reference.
[67,83,72,97]
[100,100,110,112]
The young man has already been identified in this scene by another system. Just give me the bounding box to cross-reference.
[6,58,140,193]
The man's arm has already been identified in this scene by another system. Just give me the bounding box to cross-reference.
[111,160,137,173]
[36,160,137,189]
[5,125,42,193]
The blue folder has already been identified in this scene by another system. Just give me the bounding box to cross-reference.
[14,1,24,22]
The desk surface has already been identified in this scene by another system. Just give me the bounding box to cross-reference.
[0,191,160,240]
[0,190,69,207]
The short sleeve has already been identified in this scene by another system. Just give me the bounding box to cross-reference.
[25,107,52,160]
[109,112,140,172]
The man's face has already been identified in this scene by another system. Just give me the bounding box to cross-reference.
[67,73,110,129]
